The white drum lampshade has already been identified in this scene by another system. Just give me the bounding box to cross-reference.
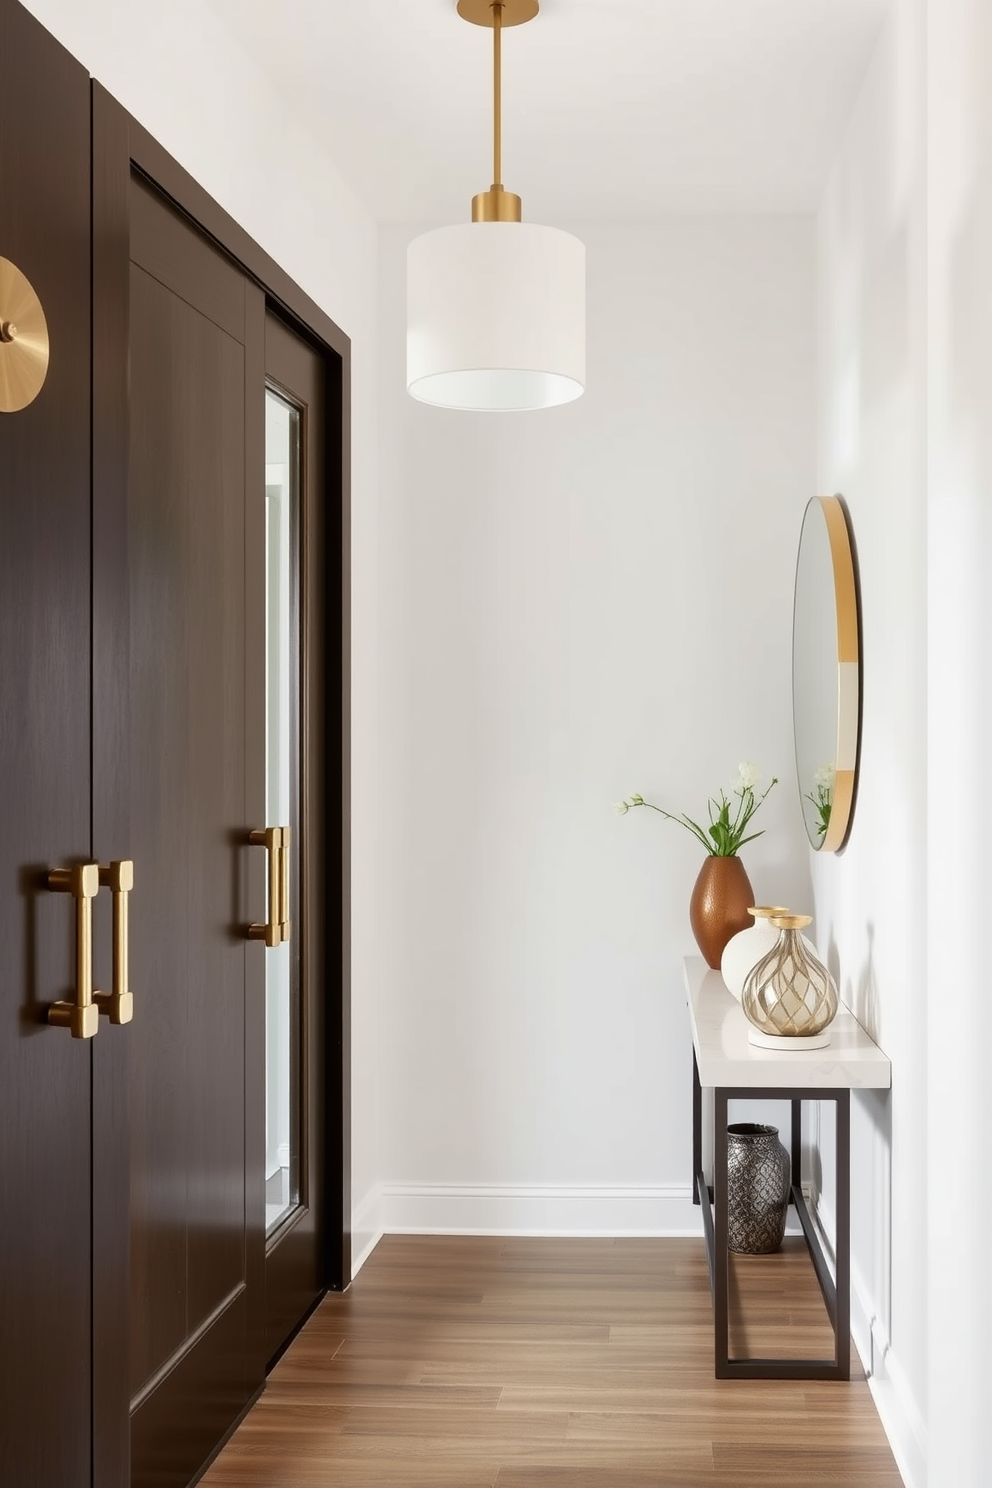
[407,221,585,412]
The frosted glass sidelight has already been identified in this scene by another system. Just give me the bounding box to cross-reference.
[264,389,300,1235]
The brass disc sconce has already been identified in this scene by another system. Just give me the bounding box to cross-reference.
[0,256,50,412]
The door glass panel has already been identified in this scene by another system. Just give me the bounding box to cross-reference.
[264,388,300,1236]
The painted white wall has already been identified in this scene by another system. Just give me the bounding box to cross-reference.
[19,0,384,1271]
[926,3,992,1484]
[815,3,929,1484]
[372,220,815,1239]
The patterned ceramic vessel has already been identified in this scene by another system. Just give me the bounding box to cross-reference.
[720,905,791,1000]
[727,1122,791,1255]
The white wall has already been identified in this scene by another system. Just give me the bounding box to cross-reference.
[926,3,992,1485]
[20,0,384,1271]
[371,220,815,1238]
[815,2,928,1485]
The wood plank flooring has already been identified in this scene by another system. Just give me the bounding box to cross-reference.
[200,1235,903,1488]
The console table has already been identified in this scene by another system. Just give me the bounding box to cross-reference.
[684,955,891,1381]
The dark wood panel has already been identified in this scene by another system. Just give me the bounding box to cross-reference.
[244,279,268,1385]
[130,1286,250,1488]
[328,343,352,1293]
[0,3,92,1484]
[130,174,245,341]
[92,78,134,1488]
[128,182,255,1488]
[128,262,194,1390]
[111,86,352,1309]
[262,314,329,1360]
[184,280,246,1331]
[126,118,350,362]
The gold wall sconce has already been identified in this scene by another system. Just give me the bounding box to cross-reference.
[0,256,50,412]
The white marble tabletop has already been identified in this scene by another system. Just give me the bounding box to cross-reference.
[684,955,891,1090]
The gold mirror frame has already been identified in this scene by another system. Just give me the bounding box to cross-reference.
[792,495,862,853]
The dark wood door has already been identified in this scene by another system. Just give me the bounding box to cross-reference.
[0,3,95,1484]
[262,314,328,1360]
[126,177,264,1488]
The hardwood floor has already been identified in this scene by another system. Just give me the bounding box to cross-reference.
[200,1235,903,1487]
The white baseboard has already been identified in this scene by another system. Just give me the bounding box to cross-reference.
[804,1195,927,1488]
[374,1181,704,1237]
[349,1180,816,1278]
[350,1184,384,1279]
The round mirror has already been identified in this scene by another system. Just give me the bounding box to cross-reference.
[792,495,861,851]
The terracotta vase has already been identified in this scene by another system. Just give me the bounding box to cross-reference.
[689,856,754,969]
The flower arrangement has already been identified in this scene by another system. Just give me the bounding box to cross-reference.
[804,762,834,841]
[617,762,778,857]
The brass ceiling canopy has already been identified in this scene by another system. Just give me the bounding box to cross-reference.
[0,257,49,413]
[456,0,540,223]
[456,0,539,25]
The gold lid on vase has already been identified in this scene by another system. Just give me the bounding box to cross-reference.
[769,914,813,930]
[748,905,790,920]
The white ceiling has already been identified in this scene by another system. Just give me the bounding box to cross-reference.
[207,0,889,224]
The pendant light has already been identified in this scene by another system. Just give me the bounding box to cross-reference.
[407,0,585,412]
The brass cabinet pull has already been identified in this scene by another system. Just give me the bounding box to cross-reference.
[47,863,101,1039]
[249,826,284,946]
[278,826,291,943]
[94,860,134,1025]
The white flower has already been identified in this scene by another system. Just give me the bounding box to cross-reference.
[814,762,835,792]
[735,761,761,792]
[616,793,644,815]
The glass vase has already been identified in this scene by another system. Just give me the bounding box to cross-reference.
[741,914,838,1041]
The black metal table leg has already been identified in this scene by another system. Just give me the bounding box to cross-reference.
[692,1051,702,1205]
[713,1088,730,1377]
[835,1090,851,1380]
[695,1080,852,1380]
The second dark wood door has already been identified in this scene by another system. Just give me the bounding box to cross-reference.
[127,177,264,1488]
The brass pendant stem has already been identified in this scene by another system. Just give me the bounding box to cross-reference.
[493,2,502,188]
[458,0,535,222]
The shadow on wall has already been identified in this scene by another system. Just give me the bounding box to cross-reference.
[826,925,880,1043]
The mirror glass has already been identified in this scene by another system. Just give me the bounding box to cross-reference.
[792,496,861,851]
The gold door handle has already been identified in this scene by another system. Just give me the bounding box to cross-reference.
[47,863,101,1039]
[278,826,291,943]
[94,860,134,1025]
[249,826,283,946]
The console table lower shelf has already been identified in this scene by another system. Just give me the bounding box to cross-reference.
[693,1051,851,1380]
[684,954,891,1382]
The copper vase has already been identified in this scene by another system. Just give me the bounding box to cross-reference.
[689,856,754,969]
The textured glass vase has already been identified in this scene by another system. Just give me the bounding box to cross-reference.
[741,915,838,1040]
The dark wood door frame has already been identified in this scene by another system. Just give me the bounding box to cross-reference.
[92,79,351,1486]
